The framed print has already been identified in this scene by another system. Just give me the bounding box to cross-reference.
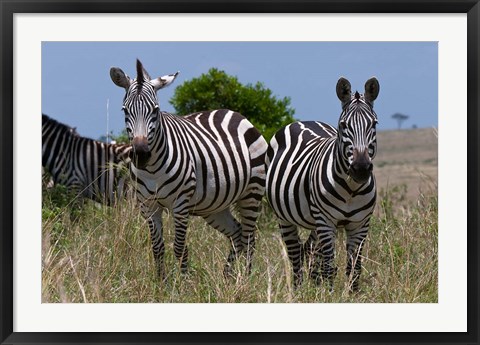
[1,1,479,344]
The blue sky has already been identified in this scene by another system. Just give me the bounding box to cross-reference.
[42,42,437,140]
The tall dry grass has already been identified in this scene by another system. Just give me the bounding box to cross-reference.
[42,181,437,303]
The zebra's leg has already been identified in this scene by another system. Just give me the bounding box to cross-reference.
[279,220,304,288]
[237,189,264,274]
[203,209,242,277]
[172,207,190,274]
[313,213,337,291]
[345,221,370,292]
[303,231,322,286]
[140,201,165,279]
[237,155,266,273]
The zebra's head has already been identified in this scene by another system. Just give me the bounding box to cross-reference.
[336,77,380,184]
[110,59,179,169]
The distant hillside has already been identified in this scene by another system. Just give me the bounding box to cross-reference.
[374,127,438,203]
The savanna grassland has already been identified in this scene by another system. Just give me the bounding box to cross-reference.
[42,128,438,303]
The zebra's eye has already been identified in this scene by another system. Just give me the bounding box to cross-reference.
[151,106,159,122]
[122,107,129,116]
[339,121,347,131]
[345,146,353,158]
[368,143,376,157]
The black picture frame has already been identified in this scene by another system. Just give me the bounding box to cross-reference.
[1,1,479,344]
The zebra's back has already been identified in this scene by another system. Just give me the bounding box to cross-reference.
[266,121,337,229]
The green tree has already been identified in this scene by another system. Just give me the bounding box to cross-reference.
[111,129,129,144]
[169,68,295,141]
[98,130,129,144]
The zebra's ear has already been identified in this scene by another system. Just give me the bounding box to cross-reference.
[136,59,151,82]
[364,77,380,104]
[336,77,352,105]
[110,67,132,90]
[151,71,180,91]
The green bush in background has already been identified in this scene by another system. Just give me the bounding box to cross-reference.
[170,68,296,141]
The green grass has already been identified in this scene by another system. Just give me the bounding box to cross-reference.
[42,183,437,303]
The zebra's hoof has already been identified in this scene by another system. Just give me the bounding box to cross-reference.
[348,283,360,294]
[293,275,304,290]
[223,265,234,279]
[179,262,189,274]
[308,270,322,286]
[156,269,167,282]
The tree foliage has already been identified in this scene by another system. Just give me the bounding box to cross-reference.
[391,112,410,130]
[169,68,296,140]
[111,130,129,144]
[98,130,129,144]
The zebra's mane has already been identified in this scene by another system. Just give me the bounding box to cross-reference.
[43,114,80,138]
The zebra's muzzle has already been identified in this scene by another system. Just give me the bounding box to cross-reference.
[132,136,151,169]
[349,148,373,184]
[349,163,373,184]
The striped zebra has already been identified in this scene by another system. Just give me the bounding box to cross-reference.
[266,77,380,291]
[42,114,132,205]
[110,60,267,278]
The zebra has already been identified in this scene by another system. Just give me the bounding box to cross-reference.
[265,77,380,291]
[42,114,133,206]
[109,60,267,278]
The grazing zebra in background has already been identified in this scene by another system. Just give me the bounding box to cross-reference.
[42,114,133,205]
[266,77,380,291]
[110,60,267,278]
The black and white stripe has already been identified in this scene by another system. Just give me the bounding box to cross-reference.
[266,77,380,291]
[110,60,267,278]
[42,114,132,205]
